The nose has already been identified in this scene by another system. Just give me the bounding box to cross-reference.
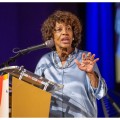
[62,28,68,35]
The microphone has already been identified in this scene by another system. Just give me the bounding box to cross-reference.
[0,39,54,68]
[16,39,54,54]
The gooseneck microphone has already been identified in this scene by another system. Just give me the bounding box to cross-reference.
[0,39,54,68]
[16,39,54,54]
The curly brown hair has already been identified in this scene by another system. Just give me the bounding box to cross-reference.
[41,10,82,49]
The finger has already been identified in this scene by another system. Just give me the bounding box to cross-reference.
[93,58,99,63]
[87,52,91,57]
[75,59,85,70]
[90,54,95,61]
[86,52,91,60]
[82,53,86,60]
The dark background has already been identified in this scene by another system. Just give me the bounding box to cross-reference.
[0,3,86,72]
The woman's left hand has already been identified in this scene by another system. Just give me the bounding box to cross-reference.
[75,52,99,73]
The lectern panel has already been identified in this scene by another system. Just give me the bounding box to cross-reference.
[12,77,51,117]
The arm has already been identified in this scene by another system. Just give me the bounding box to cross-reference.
[75,52,99,88]
[75,52,107,99]
[86,71,99,88]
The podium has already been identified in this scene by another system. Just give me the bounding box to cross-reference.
[0,66,63,118]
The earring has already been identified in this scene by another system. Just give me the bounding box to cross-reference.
[73,38,74,41]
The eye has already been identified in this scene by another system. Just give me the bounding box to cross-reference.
[54,28,62,32]
[67,26,72,31]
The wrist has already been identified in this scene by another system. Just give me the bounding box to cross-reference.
[87,71,99,79]
[86,71,99,88]
[86,71,95,75]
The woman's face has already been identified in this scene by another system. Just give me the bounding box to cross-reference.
[53,22,73,51]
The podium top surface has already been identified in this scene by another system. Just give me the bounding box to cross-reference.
[0,66,64,92]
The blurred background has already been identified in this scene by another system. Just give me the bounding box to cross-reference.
[0,2,120,117]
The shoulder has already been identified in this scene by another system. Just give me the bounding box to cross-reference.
[37,51,53,64]
[42,51,53,59]
[39,51,53,61]
[76,48,89,56]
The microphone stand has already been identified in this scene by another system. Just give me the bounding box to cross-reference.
[0,39,53,68]
[0,50,30,68]
[0,51,29,68]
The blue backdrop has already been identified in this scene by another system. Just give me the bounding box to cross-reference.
[86,3,115,89]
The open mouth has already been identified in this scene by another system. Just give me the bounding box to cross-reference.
[61,37,70,44]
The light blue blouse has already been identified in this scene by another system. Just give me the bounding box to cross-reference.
[35,48,107,117]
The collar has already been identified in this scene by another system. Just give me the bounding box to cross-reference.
[53,48,78,69]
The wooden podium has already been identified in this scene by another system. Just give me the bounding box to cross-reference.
[12,76,51,117]
[0,66,63,118]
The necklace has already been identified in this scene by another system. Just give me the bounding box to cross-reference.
[53,48,78,69]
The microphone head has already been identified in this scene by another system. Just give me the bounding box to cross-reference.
[45,39,54,48]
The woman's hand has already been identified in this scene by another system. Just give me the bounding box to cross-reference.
[75,52,99,73]
[75,52,99,88]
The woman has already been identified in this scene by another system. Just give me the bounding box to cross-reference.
[35,10,107,117]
